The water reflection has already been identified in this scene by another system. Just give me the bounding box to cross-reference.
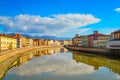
[0,48,67,80]
[1,48,120,80]
[5,49,94,77]
[10,48,67,67]
[73,52,120,75]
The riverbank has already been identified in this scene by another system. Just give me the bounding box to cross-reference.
[65,46,120,56]
[0,45,63,63]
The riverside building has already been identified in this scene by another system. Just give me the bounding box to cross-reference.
[72,31,109,48]
[93,35,110,48]
[0,34,17,51]
[72,34,82,47]
[88,31,103,48]
[81,36,88,47]
[107,30,120,53]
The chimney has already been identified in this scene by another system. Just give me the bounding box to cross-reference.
[75,34,79,37]
[94,31,98,35]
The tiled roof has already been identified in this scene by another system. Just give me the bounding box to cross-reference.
[12,33,23,38]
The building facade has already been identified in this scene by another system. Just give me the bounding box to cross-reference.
[107,30,120,50]
[111,30,120,39]
[93,35,110,48]
[12,33,24,48]
[60,40,72,46]
[67,40,72,45]
[12,33,34,48]
[25,37,33,47]
[72,34,82,46]
[72,31,109,48]
[0,34,17,51]
[88,31,102,48]
[47,40,54,45]
[88,35,93,48]
[81,36,88,47]
[54,40,60,46]
[42,40,48,45]
[33,39,44,46]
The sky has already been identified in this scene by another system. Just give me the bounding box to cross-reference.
[0,0,120,38]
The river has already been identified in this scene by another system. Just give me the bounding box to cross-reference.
[0,47,120,80]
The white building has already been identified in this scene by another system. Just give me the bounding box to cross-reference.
[107,30,120,50]
[107,39,120,49]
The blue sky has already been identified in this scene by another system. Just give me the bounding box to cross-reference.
[0,0,120,37]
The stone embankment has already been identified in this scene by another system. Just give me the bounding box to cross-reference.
[0,45,63,63]
[65,46,119,56]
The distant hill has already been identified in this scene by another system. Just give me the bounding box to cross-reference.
[7,33,32,38]
[7,33,71,40]
[22,34,33,38]
[32,35,72,40]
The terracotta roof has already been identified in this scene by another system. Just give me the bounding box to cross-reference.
[0,34,16,39]
[112,30,120,34]
[12,33,23,38]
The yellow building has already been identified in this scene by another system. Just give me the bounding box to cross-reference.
[47,40,54,45]
[12,33,34,48]
[67,40,72,45]
[25,37,33,47]
[0,34,17,51]
[60,40,72,46]
[72,34,82,46]
[53,40,60,45]
[33,38,44,46]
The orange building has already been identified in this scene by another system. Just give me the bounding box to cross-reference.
[12,33,33,48]
[33,38,44,46]
[12,33,22,48]
[111,30,120,39]
[42,40,48,45]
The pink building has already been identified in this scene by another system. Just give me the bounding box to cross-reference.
[88,31,102,48]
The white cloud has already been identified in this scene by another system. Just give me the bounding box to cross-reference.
[114,8,120,12]
[0,14,100,36]
[0,16,14,27]
[67,28,91,34]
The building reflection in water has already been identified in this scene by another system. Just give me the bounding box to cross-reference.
[3,48,120,80]
[73,52,120,75]
[60,48,68,52]
[12,48,66,67]
[0,47,67,80]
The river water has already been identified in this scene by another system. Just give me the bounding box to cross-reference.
[0,48,120,80]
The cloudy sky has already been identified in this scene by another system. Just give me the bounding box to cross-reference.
[0,0,120,37]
